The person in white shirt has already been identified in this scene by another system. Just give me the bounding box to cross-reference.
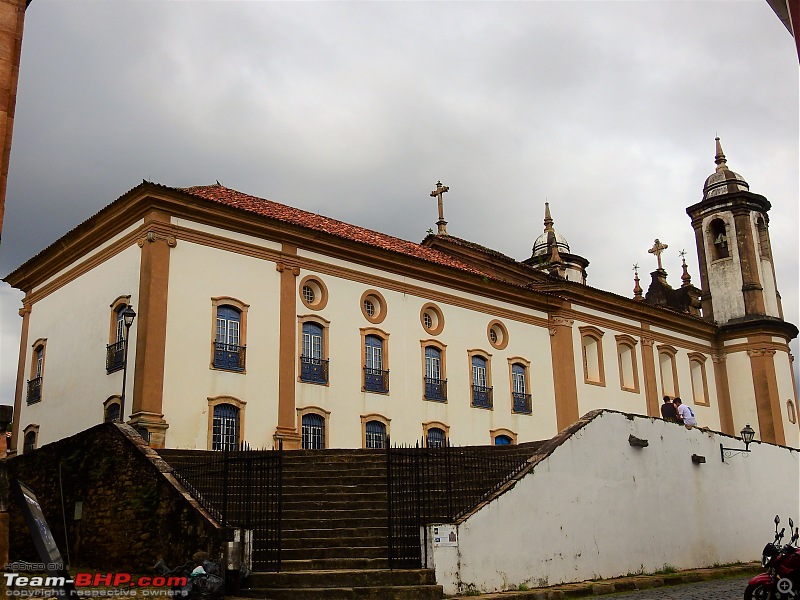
[673,397,697,429]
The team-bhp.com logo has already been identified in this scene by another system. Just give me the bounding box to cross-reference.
[4,572,188,596]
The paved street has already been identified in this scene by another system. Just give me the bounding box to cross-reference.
[613,575,751,598]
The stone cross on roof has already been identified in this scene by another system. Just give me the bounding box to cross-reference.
[430,181,450,235]
[648,239,668,271]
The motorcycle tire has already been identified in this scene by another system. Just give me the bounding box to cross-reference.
[744,583,773,600]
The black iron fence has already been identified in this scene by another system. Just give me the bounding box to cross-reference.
[300,356,329,383]
[26,377,42,404]
[169,443,282,571]
[213,342,246,371]
[386,440,531,568]
[106,340,125,373]
[364,367,389,393]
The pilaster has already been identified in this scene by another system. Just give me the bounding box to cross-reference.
[732,207,765,316]
[711,353,734,435]
[274,244,302,450]
[9,299,30,454]
[548,311,579,431]
[747,335,785,445]
[639,335,660,418]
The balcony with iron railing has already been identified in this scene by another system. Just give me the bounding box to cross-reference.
[106,340,125,373]
[213,342,246,372]
[471,385,493,409]
[27,377,42,405]
[513,392,532,414]
[300,356,329,384]
[424,377,447,402]
[364,367,389,393]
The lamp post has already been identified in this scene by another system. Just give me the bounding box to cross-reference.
[118,305,136,423]
[720,424,756,462]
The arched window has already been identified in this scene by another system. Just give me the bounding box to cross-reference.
[23,430,37,453]
[511,362,532,414]
[364,334,388,393]
[212,403,240,451]
[214,305,244,371]
[787,400,796,425]
[689,354,709,406]
[709,218,729,260]
[106,304,127,372]
[494,435,513,445]
[426,427,446,448]
[104,402,120,423]
[658,346,679,399]
[27,341,46,405]
[302,413,325,450]
[424,345,446,401]
[615,335,639,393]
[470,354,492,409]
[756,217,771,259]
[365,420,387,449]
[580,327,605,386]
[301,321,328,383]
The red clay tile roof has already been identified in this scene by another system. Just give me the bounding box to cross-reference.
[180,184,489,276]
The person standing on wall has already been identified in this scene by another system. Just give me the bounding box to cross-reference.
[673,397,697,430]
[660,396,679,423]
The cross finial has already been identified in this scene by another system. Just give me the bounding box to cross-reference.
[648,239,668,271]
[430,180,450,235]
[678,249,687,263]
[632,263,639,273]
[633,264,643,301]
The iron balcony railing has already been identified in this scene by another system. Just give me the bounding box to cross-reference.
[27,377,42,404]
[424,377,447,402]
[471,385,493,409]
[300,356,329,384]
[106,340,125,373]
[513,393,533,414]
[213,342,246,371]
[364,367,389,393]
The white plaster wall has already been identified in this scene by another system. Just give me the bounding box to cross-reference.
[673,349,720,431]
[162,240,281,449]
[171,217,283,251]
[571,322,648,418]
[724,351,761,439]
[775,351,800,448]
[428,411,800,595]
[18,245,141,448]
[702,212,745,324]
[293,267,558,448]
[750,214,780,319]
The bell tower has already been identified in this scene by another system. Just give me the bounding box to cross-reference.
[686,138,782,325]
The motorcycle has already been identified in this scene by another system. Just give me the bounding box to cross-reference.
[745,515,800,600]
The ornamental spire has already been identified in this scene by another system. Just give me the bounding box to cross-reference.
[679,249,692,288]
[714,137,728,173]
[633,264,643,301]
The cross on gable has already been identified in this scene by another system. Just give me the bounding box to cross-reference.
[430,181,450,235]
[648,239,668,271]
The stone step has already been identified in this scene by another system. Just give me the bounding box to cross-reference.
[282,516,387,530]
[279,558,389,571]
[281,526,387,540]
[281,536,386,550]
[237,584,443,599]
[282,546,387,560]
[282,499,386,511]
[281,484,385,496]
[282,507,386,518]
[247,568,435,588]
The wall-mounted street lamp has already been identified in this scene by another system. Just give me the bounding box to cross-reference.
[720,424,756,462]
[118,305,136,423]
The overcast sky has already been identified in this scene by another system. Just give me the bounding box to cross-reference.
[0,1,797,407]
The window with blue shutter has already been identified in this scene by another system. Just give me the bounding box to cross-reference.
[300,322,328,383]
[471,355,492,409]
[214,305,245,370]
[426,427,446,448]
[424,346,446,401]
[212,403,240,451]
[512,363,532,414]
[364,335,388,392]
[494,435,513,445]
[302,413,325,449]
[365,420,387,449]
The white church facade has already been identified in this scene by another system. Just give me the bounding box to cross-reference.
[5,139,798,453]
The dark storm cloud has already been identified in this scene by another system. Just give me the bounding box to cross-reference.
[1,1,797,403]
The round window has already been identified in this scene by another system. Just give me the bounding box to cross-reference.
[299,276,328,310]
[420,303,444,335]
[487,320,508,350]
[360,290,387,324]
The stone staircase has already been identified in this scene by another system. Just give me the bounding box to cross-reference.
[159,443,541,599]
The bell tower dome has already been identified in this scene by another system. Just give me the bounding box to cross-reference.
[686,138,782,325]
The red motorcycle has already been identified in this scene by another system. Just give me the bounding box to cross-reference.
[745,515,800,600]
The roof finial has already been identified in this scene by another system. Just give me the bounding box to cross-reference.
[679,249,692,287]
[633,263,643,301]
[714,137,728,173]
[543,201,554,232]
[648,239,668,271]
[430,180,450,235]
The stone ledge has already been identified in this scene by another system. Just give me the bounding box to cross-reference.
[447,563,760,599]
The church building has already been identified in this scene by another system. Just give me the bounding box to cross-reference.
[5,139,798,453]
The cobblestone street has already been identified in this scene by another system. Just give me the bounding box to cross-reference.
[612,575,750,599]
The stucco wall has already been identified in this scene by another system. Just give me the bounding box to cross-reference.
[17,244,141,448]
[427,410,800,595]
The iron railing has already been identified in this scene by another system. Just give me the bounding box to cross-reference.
[471,385,493,409]
[424,377,447,402]
[26,377,42,404]
[169,443,282,571]
[364,367,389,393]
[213,342,246,371]
[513,393,532,414]
[300,356,329,384]
[386,439,531,568]
[106,340,125,373]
